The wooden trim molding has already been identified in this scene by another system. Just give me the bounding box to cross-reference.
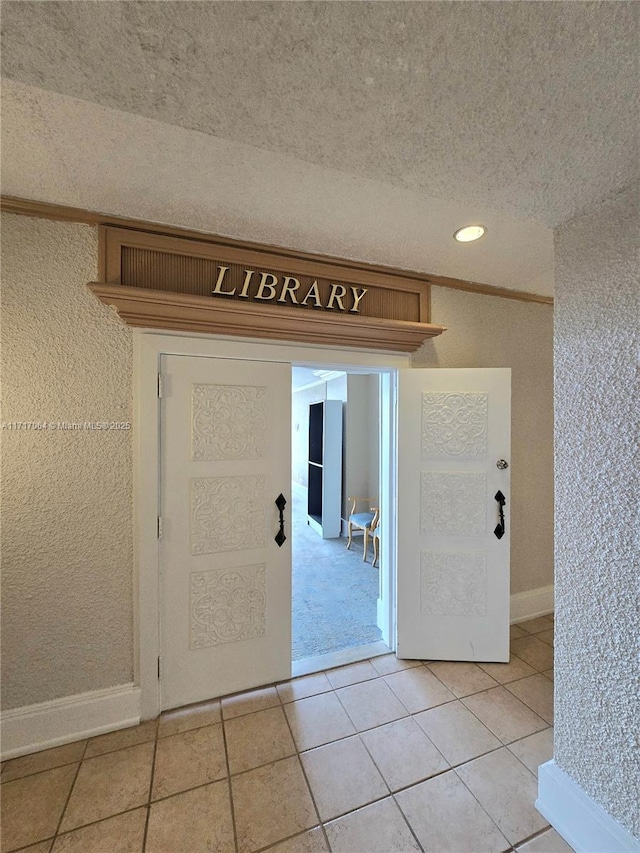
[93,225,446,350]
[2,196,553,305]
[426,273,553,305]
[89,284,446,352]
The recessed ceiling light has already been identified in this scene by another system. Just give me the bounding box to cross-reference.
[454,225,486,243]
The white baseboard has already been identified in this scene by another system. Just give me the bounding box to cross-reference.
[510,584,554,623]
[0,683,141,760]
[537,760,639,852]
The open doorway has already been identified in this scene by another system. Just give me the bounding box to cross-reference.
[291,365,389,671]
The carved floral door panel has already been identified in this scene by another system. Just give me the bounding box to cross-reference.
[160,354,292,710]
[396,368,511,662]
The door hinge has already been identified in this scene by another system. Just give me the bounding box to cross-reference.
[157,373,164,397]
[157,656,163,679]
[157,517,163,539]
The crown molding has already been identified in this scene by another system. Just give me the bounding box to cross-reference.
[2,195,553,306]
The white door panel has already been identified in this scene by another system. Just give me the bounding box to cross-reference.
[397,368,511,662]
[160,354,292,709]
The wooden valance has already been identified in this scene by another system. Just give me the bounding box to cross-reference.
[89,226,446,351]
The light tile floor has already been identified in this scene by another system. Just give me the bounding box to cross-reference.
[1,615,574,853]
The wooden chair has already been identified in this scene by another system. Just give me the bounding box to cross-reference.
[346,497,379,560]
[370,518,381,568]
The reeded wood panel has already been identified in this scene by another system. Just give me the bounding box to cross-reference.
[121,247,215,295]
[120,245,420,321]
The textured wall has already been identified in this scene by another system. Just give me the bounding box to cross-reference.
[1,213,134,709]
[553,183,639,838]
[0,213,554,713]
[414,287,554,595]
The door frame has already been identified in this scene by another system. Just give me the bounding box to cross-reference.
[135,329,409,720]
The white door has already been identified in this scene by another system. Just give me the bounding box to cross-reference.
[397,368,511,662]
[160,354,292,710]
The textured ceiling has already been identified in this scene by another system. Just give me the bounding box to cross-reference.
[1,1,638,295]
[2,79,555,294]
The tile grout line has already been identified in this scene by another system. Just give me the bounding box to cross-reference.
[516,825,559,849]
[0,754,87,785]
[220,709,240,853]
[319,673,441,841]
[252,827,327,853]
[141,724,160,853]
[37,803,151,849]
[41,727,157,848]
[347,712,434,852]
[389,789,431,853]
[7,840,56,853]
[331,680,398,785]
[504,729,554,779]
[423,663,501,697]
[205,709,550,797]
[279,690,332,853]
[6,835,57,853]
[322,790,400,830]
[49,735,89,845]
[1,720,226,781]
[385,663,483,715]
[220,685,280,723]
[116,777,232,810]
[502,683,554,726]
[388,792,428,853]
[279,658,547,763]
[459,679,550,742]
[327,657,544,709]
[459,698,547,748]
[510,644,555,673]
[350,690,451,788]
[449,764,516,851]
[49,741,156,846]
[6,726,162,779]
[446,714,552,851]
[499,672,554,723]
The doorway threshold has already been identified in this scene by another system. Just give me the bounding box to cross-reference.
[292,640,390,678]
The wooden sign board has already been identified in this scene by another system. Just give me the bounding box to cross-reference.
[91,226,446,351]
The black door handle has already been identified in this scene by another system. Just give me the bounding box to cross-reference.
[275,494,287,547]
[494,491,506,540]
